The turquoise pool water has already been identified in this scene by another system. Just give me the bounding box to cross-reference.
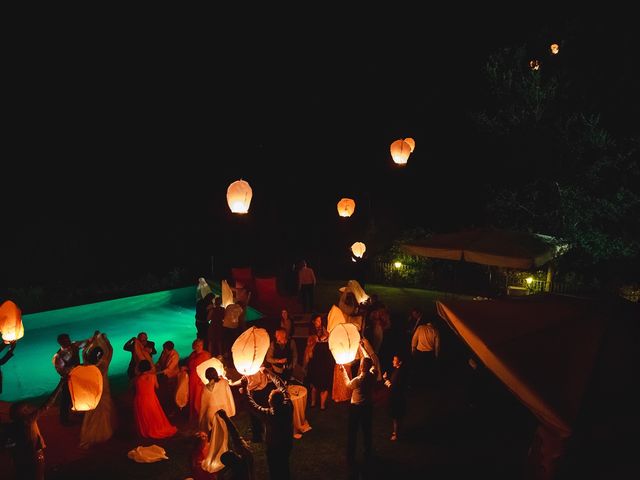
[1,286,263,402]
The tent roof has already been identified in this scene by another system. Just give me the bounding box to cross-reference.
[402,228,565,269]
[436,294,607,437]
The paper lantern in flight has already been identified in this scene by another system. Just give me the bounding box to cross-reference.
[226,179,253,214]
[68,365,103,411]
[390,139,412,166]
[329,322,360,364]
[232,326,270,375]
[196,356,226,384]
[404,137,416,153]
[0,300,24,343]
[550,43,559,55]
[337,198,356,218]
[350,242,366,259]
[529,59,541,71]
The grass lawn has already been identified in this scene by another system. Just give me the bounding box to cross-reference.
[4,280,538,480]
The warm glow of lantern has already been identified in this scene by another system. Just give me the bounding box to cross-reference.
[196,356,226,384]
[347,279,369,304]
[351,242,366,258]
[550,43,559,55]
[226,179,253,214]
[337,198,356,218]
[231,326,270,375]
[525,276,534,285]
[221,279,234,308]
[68,365,103,411]
[529,59,540,71]
[404,137,416,153]
[329,322,361,364]
[0,300,25,343]
[390,139,412,166]
[394,261,402,269]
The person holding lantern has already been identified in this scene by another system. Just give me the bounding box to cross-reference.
[266,328,298,383]
[341,349,377,468]
[3,377,65,480]
[155,340,181,416]
[123,331,156,379]
[199,367,236,473]
[79,331,117,448]
[242,367,293,480]
[304,315,334,410]
[132,359,177,439]
[0,340,17,396]
[188,338,212,420]
[53,332,90,426]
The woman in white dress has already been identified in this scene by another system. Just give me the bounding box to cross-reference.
[79,331,117,448]
[199,367,236,473]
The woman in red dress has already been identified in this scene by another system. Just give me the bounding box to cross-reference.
[133,360,177,439]
[188,338,212,420]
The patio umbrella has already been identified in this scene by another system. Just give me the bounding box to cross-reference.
[400,228,565,270]
[401,228,568,292]
[436,294,639,479]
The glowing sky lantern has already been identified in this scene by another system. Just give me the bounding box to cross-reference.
[404,137,416,153]
[329,322,360,364]
[351,242,366,258]
[529,59,541,71]
[337,198,356,218]
[0,300,24,343]
[390,139,412,166]
[196,356,226,384]
[68,365,103,411]
[550,43,559,55]
[226,179,253,214]
[231,326,270,375]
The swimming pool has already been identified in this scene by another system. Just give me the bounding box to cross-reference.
[1,286,263,402]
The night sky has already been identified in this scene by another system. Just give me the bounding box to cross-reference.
[3,11,637,290]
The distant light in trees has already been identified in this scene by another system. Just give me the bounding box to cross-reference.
[393,261,403,269]
[226,179,253,214]
[337,198,356,217]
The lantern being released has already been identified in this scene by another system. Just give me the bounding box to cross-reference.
[390,139,412,166]
[68,365,103,411]
[226,179,253,214]
[329,322,360,364]
[337,198,356,218]
[351,242,366,259]
[0,300,24,343]
[196,356,226,384]
[231,326,270,375]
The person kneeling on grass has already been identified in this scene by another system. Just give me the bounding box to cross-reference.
[3,378,65,480]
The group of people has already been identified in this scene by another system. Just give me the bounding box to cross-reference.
[1,272,442,480]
